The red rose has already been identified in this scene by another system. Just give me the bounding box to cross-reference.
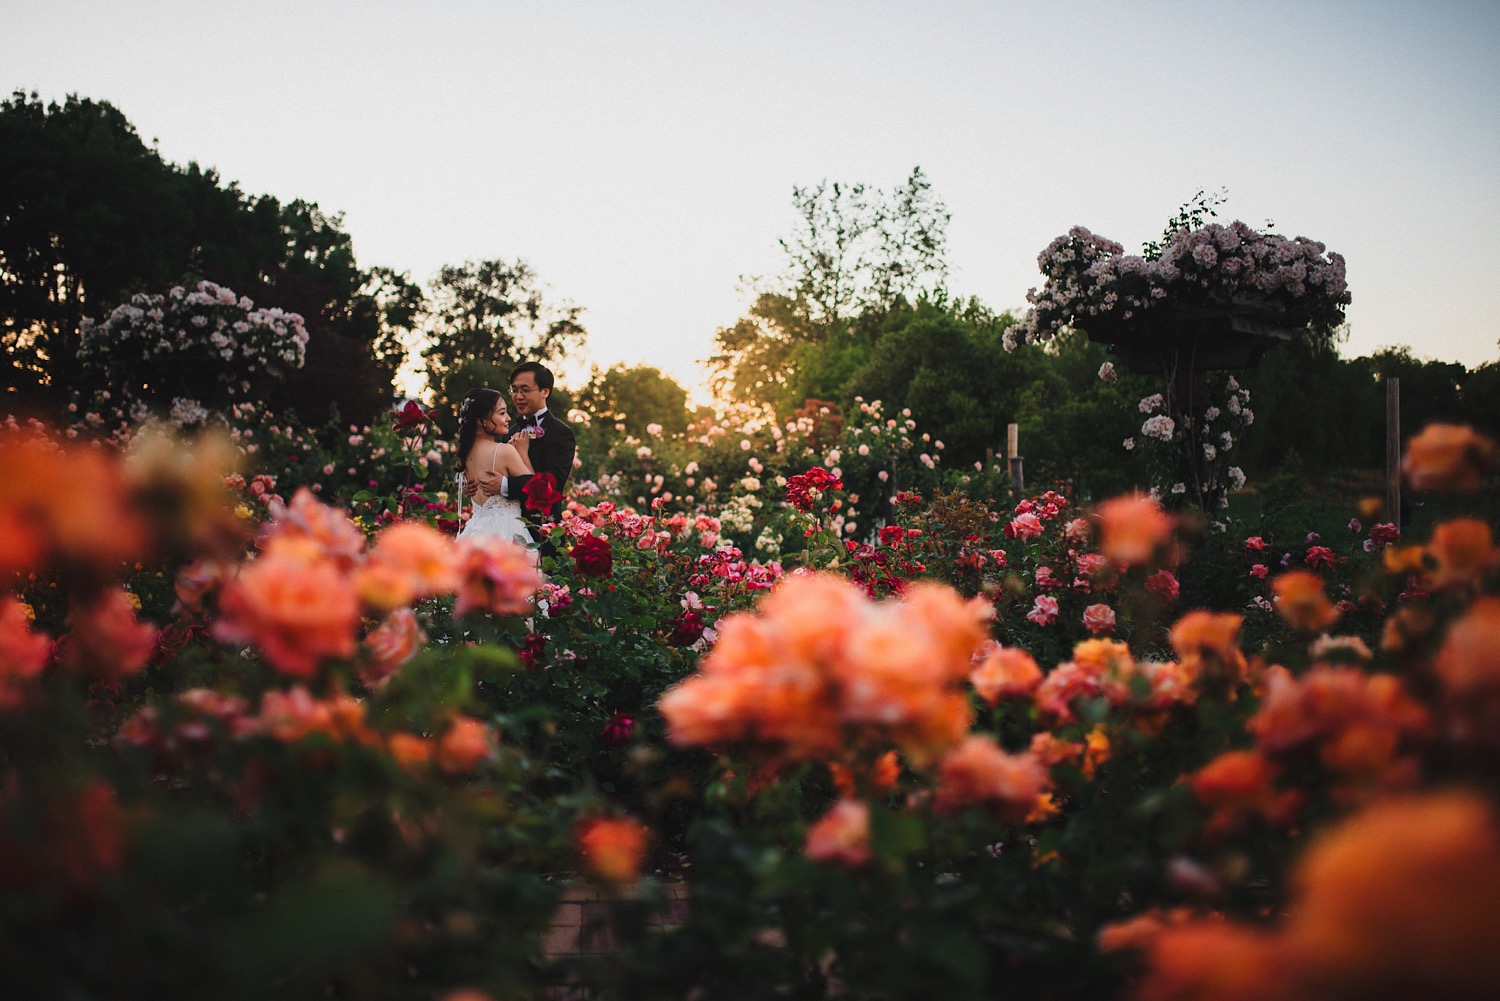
[600,712,635,746]
[523,472,563,514]
[392,400,436,430]
[518,632,546,671]
[670,608,705,647]
[571,535,614,578]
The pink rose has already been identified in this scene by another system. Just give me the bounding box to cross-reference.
[1026,595,1060,626]
[1083,604,1116,635]
[1006,512,1045,540]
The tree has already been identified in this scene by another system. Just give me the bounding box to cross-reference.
[847,298,1036,470]
[1458,359,1500,441]
[0,90,401,422]
[356,266,427,381]
[780,165,950,326]
[421,259,586,413]
[576,364,691,438]
[709,167,950,411]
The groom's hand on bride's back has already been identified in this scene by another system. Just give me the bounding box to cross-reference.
[473,469,504,495]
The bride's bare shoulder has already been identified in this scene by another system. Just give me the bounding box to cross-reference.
[465,439,500,471]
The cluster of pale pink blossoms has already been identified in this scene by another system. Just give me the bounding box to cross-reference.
[1010,221,1350,346]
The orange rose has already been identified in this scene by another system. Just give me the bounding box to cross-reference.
[1434,596,1500,741]
[932,735,1049,822]
[360,608,426,688]
[453,536,544,618]
[1401,423,1497,493]
[262,488,366,565]
[1271,570,1340,631]
[214,537,360,677]
[577,816,649,885]
[1190,750,1278,811]
[969,644,1043,705]
[1285,792,1500,997]
[437,716,496,775]
[804,799,872,867]
[0,597,51,708]
[388,732,433,774]
[1094,493,1174,565]
[57,587,156,679]
[1425,518,1496,592]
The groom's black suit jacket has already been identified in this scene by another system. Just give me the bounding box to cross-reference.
[501,410,576,528]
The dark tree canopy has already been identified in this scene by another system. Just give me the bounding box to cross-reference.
[0,90,398,422]
[421,259,586,415]
[577,363,692,438]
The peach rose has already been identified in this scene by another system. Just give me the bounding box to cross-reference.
[577,816,649,885]
[1402,423,1497,493]
[804,798,872,867]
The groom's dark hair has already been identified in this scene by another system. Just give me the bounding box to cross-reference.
[510,361,554,391]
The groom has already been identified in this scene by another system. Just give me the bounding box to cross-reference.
[468,361,576,549]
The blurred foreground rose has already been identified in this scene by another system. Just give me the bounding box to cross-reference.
[804,798,872,867]
[1271,570,1340,631]
[1094,493,1173,565]
[658,573,988,767]
[1401,423,1497,493]
[213,537,360,677]
[577,816,649,885]
[1135,792,1500,1001]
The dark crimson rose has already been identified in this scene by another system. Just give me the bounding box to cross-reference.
[669,608,705,647]
[392,400,437,430]
[571,535,614,579]
[600,712,635,747]
[523,472,563,513]
[518,632,546,671]
[784,467,845,512]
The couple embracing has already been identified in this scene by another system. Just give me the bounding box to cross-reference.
[455,361,576,554]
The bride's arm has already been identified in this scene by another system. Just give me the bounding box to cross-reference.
[498,439,533,476]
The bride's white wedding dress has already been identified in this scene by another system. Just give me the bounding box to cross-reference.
[458,491,535,547]
[456,446,536,547]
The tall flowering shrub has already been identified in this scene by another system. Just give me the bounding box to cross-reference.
[78,280,309,420]
[1011,222,1350,348]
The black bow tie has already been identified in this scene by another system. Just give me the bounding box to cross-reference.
[518,414,539,427]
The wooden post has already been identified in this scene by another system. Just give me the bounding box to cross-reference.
[1386,377,1401,524]
[1007,423,1024,493]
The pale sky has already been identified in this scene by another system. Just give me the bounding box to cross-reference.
[8,0,1499,398]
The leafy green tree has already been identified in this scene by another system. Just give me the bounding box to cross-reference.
[349,265,427,394]
[1458,356,1500,440]
[421,259,586,414]
[0,90,400,421]
[709,167,950,411]
[1015,331,1143,500]
[846,298,1032,470]
[576,363,691,437]
[779,165,950,326]
[1368,345,1468,432]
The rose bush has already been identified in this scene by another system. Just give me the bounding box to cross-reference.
[2,406,1495,1000]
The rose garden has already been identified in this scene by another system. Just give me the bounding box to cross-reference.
[4,95,1500,1001]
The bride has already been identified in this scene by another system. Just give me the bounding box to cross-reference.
[455,388,535,547]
